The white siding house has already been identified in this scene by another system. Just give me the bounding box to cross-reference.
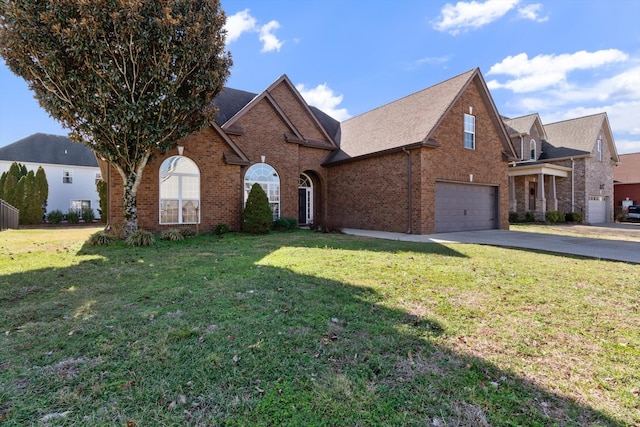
[0,133,101,219]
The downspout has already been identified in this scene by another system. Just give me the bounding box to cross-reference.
[403,147,412,234]
[571,157,575,212]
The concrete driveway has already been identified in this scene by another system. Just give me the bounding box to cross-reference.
[342,224,640,264]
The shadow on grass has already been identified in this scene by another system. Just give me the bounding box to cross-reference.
[0,231,625,426]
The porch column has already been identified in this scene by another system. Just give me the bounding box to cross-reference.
[536,173,546,221]
[549,175,558,211]
[509,176,517,212]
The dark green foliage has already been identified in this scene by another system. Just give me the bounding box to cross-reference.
[213,223,230,236]
[508,212,520,223]
[87,231,114,246]
[47,209,63,224]
[242,183,273,234]
[81,206,95,223]
[2,173,18,208]
[125,229,156,246]
[66,209,80,224]
[545,210,564,223]
[0,0,232,233]
[0,163,48,223]
[273,217,298,231]
[525,211,535,222]
[179,228,198,237]
[161,229,185,241]
[96,179,108,222]
[565,212,583,223]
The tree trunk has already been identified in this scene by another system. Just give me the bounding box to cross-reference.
[123,173,138,236]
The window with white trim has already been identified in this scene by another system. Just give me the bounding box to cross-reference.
[244,163,280,220]
[530,139,536,160]
[95,172,102,185]
[464,114,475,149]
[159,156,200,224]
[63,170,73,184]
[597,139,602,161]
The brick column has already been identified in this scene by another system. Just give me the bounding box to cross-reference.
[549,175,558,211]
[536,173,546,221]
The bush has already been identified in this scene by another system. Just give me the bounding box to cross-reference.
[565,212,582,223]
[525,211,535,222]
[47,209,63,224]
[125,229,155,246]
[545,210,563,223]
[81,207,95,223]
[242,183,272,234]
[508,212,519,223]
[66,209,80,224]
[161,229,184,241]
[180,228,198,237]
[213,223,230,236]
[87,231,114,246]
[273,217,298,231]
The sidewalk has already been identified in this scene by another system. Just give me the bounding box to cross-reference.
[342,228,640,264]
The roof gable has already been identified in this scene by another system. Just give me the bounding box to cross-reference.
[503,113,547,140]
[0,133,98,167]
[220,75,337,150]
[328,68,516,163]
[614,152,640,183]
[542,113,619,162]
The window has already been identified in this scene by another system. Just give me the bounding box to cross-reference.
[464,114,475,149]
[597,139,602,161]
[71,200,91,218]
[63,170,73,184]
[159,156,200,224]
[530,139,536,160]
[244,163,280,220]
[95,172,102,185]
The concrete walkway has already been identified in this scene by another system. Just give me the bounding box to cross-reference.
[342,227,640,264]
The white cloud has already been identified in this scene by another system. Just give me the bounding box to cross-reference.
[224,9,283,53]
[517,4,548,22]
[259,21,283,53]
[296,83,351,121]
[615,139,640,154]
[433,0,520,35]
[225,9,256,43]
[487,50,629,92]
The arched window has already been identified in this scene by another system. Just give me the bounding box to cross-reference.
[299,173,313,224]
[530,139,536,160]
[244,163,280,219]
[159,156,200,224]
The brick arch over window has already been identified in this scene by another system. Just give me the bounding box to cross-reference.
[159,156,200,224]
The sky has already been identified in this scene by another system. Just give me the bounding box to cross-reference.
[1,0,639,154]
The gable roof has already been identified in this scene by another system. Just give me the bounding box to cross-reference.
[541,113,619,162]
[325,68,516,164]
[0,133,98,167]
[503,113,547,140]
[614,152,640,183]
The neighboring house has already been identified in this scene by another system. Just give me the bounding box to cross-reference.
[504,113,619,223]
[102,68,517,234]
[0,133,101,218]
[614,152,640,215]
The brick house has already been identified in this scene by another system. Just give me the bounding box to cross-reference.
[101,68,517,234]
[614,152,640,215]
[504,113,620,223]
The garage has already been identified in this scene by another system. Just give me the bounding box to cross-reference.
[587,196,607,223]
[435,182,498,233]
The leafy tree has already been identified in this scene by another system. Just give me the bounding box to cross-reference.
[35,166,48,218]
[0,0,232,234]
[2,173,18,208]
[19,171,43,224]
[0,171,6,200]
[242,183,273,235]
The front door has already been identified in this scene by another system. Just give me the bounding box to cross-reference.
[298,189,307,224]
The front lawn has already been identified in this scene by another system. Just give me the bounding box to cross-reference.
[1,227,638,426]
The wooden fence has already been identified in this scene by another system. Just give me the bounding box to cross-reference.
[0,199,19,231]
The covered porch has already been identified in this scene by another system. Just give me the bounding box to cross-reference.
[508,163,573,221]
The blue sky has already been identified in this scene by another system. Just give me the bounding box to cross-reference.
[1,0,639,153]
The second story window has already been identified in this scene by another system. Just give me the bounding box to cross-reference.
[530,139,536,160]
[464,114,475,150]
[63,170,73,184]
[597,139,602,161]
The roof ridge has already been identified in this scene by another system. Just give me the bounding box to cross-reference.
[544,112,606,127]
[341,68,477,123]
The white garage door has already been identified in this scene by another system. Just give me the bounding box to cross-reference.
[435,182,498,233]
[588,196,607,223]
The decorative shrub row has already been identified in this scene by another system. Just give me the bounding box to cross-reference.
[509,211,583,224]
[273,217,298,231]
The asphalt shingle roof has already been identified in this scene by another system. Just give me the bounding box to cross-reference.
[614,152,640,183]
[540,113,607,160]
[0,133,98,167]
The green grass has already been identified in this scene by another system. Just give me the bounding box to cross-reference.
[1,227,638,426]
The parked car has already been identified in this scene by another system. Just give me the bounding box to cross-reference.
[627,205,640,221]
